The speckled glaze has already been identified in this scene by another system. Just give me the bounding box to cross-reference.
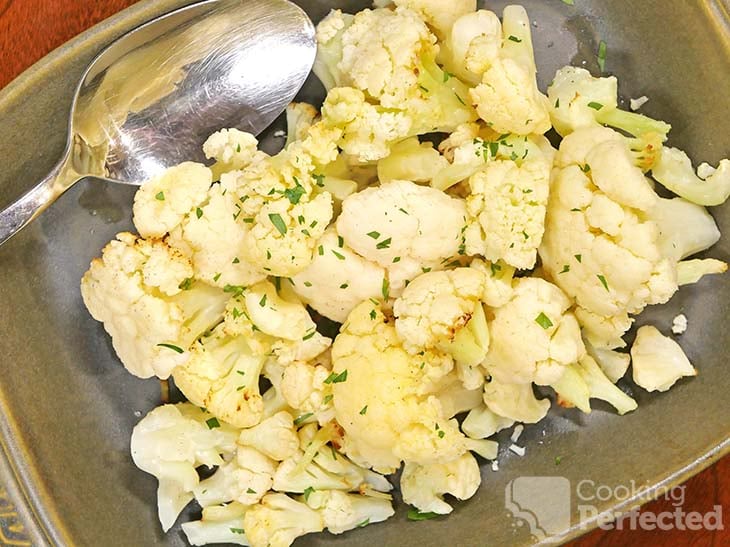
[0,1,728,546]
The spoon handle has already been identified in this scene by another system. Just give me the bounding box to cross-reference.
[0,158,79,246]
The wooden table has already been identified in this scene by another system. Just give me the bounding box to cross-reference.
[0,1,727,546]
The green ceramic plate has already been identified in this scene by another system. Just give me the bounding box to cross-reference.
[0,1,728,545]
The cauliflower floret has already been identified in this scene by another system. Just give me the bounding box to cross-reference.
[168,181,267,289]
[80,233,228,378]
[133,162,212,239]
[400,452,481,514]
[182,503,249,546]
[461,404,514,439]
[285,102,320,147]
[586,342,631,383]
[243,493,324,547]
[377,137,450,184]
[193,446,276,507]
[486,278,585,386]
[304,490,394,534]
[468,6,551,135]
[291,228,386,322]
[203,128,263,176]
[172,325,266,428]
[243,192,334,278]
[630,325,697,392]
[130,404,238,531]
[652,147,730,206]
[320,87,414,162]
[280,360,335,424]
[469,258,516,308]
[441,10,502,85]
[315,7,476,161]
[547,66,671,140]
[394,268,489,373]
[211,122,340,278]
[337,180,469,294]
[551,355,638,415]
[540,129,679,349]
[646,196,721,263]
[238,411,300,461]
[483,379,550,424]
[181,503,249,546]
[464,146,552,269]
[392,0,476,39]
[331,301,493,472]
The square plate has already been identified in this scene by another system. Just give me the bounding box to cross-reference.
[0,1,728,545]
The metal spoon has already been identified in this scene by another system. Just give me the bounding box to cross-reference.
[0,0,315,246]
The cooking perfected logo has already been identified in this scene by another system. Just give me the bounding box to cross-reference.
[504,476,572,541]
[505,476,725,541]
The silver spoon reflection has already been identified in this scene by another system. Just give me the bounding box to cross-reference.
[0,0,316,245]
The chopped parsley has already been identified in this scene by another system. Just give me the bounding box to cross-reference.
[508,35,522,43]
[213,272,222,282]
[559,264,570,274]
[268,213,287,235]
[259,294,267,307]
[382,277,390,300]
[337,236,344,248]
[367,231,381,239]
[312,173,325,187]
[293,413,313,426]
[246,488,256,494]
[303,486,315,501]
[332,250,345,260]
[157,343,184,354]
[597,274,609,290]
[369,309,377,320]
[574,254,583,263]
[339,283,349,289]
[155,191,165,201]
[195,207,203,219]
[587,102,603,111]
[323,394,333,405]
[392,256,401,263]
[359,405,368,415]
[223,284,246,296]
[324,370,348,384]
[376,237,392,250]
[284,182,306,205]
[230,528,245,534]
[205,417,220,429]
[178,277,194,291]
[357,518,370,528]
[318,245,324,255]
[303,330,317,341]
[490,262,502,276]
[535,312,553,329]
[407,509,440,521]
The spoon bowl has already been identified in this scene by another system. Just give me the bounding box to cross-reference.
[0,0,315,245]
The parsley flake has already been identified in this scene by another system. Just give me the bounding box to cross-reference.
[268,213,287,235]
[157,343,183,354]
[293,413,313,426]
[407,509,440,521]
[597,274,609,290]
[205,417,220,429]
[535,312,553,329]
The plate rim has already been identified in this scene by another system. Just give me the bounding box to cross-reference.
[0,0,728,545]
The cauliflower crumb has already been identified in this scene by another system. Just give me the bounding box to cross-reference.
[671,313,688,335]
[629,96,649,111]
